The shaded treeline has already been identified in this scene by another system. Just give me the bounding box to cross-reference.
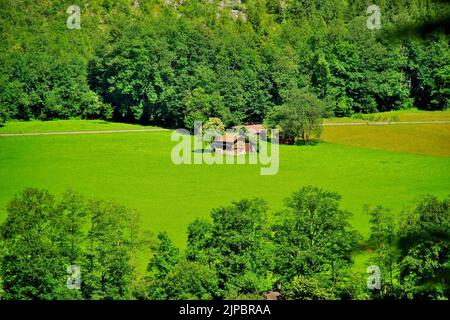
[0,0,449,128]
[0,186,448,300]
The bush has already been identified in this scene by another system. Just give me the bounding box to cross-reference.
[203,117,225,144]
[285,276,335,300]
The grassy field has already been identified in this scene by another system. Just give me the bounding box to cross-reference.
[321,124,450,157]
[0,120,153,134]
[324,108,450,123]
[1,129,449,246]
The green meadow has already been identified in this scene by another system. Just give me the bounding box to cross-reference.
[1,124,449,249]
[324,109,450,123]
[0,120,155,134]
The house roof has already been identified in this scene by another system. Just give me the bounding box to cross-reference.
[245,124,265,133]
[214,135,242,143]
[233,124,265,134]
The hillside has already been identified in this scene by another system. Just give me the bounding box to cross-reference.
[1,0,449,128]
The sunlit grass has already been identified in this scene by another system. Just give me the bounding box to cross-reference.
[1,130,448,248]
[0,120,155,134]
[321,123,450,157]
[325,109,450,123]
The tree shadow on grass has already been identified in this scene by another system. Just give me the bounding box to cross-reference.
[294,139,320,146]
[193,148,213,153]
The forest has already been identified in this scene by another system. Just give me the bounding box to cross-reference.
[0,0,449,129]
[0,187,448,300]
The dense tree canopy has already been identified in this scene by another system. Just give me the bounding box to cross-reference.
[0,0,448,127]
[273,186,361,298]
[0,187,448,300]
[186,198,275,298]
[0,188,141,300]
[397,195,450,299]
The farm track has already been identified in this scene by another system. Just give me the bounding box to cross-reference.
[0,120,449,137]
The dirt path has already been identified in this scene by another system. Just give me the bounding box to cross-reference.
[0,128,169,137]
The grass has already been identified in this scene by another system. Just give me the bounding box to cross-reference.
[321,124,450,157]
[370,109,450,121]
[0,120,153,134]
[1,130,449,249]
[324,108,450,123]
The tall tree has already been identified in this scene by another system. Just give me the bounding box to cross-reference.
[146,232,181,299]
[397,195,450,299]
[0,189,83,299]
[273,186,361,298]
[187,198,275,298]
[266,88,324,144]
[76,199,139,300]
[366,205,399,299]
